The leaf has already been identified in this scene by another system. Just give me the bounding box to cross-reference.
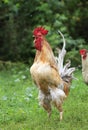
[3,0,9,4]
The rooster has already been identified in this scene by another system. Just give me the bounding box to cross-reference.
[80,49,88,84]
[30,27,75,120]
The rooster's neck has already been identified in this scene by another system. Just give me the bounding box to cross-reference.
[34,39,56,65]
[82,54,88,68]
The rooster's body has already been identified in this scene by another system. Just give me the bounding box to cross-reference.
[30,27,75,120]
[80,49,88,84]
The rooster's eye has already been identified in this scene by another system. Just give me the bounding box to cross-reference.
[33,36,38,39]
[32,36,35,39]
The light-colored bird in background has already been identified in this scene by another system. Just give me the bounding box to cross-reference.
[80,49,88,85]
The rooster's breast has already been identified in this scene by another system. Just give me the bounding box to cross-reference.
[30,62,52,81]
[30,61,62,87]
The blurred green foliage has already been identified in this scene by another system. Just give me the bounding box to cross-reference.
[0,0,88,66]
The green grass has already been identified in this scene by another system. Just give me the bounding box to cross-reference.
[0,64,88,130]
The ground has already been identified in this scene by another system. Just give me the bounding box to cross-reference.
[0,64,88,130]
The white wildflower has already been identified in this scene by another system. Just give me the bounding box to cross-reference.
[22,75,26,79]
[14,78,20,82]
[2,96,8,101]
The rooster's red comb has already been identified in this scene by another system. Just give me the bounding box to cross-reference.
[33,27,48,36]
[79,49,87,55]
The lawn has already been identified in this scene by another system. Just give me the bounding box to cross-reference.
[0,63,88,130]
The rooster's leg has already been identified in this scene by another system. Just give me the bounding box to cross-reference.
[54,103,63,120]
[57,105,63,121]
[38,90,52,117]
[42,103,51,118]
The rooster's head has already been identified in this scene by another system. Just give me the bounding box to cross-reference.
[33,27,48,51]
[79,49,88,60]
